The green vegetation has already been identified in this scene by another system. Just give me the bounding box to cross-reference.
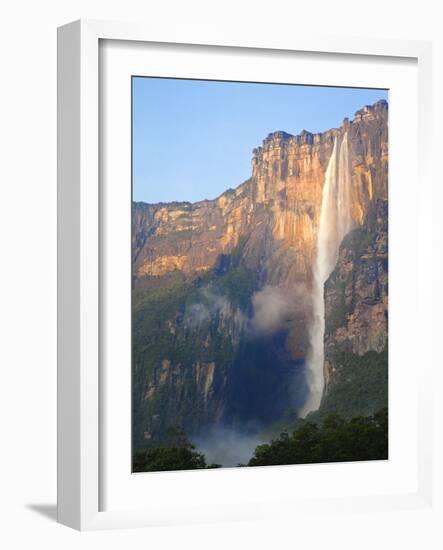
[208,265,256,308]
[260,347,388,444]
[134,409,388,471]
[133,428,221,472]
[132,263,258,448]
[313,348,388,422]
[132,280,190,379]
[248,408,388,466]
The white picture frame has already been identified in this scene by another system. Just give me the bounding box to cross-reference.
[57,19,433,531]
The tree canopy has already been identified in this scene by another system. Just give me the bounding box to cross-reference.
[133,427,221,472]
[248,408,388,467]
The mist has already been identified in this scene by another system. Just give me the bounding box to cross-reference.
[182,283,312,454]
[194,427,265,467]
[250,284,310,334]
[184,288,232,327]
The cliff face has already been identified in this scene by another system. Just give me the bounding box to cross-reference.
[320,198,388,416]
[134,101,387,288]
[324,199,388,362]
[132,100,388,446]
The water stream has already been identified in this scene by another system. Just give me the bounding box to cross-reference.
[300,132,353,416]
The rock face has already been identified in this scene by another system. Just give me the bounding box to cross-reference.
[132,100,388,447]
[324,200,388,362]
[321,198,388,414]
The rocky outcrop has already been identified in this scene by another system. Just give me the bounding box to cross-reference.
[323,198,388,401]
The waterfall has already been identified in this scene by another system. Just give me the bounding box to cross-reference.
[300,132,353,417]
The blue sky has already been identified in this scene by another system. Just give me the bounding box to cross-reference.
[133,78,388,204]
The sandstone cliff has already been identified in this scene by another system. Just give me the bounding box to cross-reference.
[134,101,387,285]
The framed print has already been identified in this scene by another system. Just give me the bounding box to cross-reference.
[57,20,434,530]
[130,78,389,471]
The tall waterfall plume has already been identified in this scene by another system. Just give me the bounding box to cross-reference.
[300,132,353,417]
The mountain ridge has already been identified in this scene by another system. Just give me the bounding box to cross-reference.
[133,99,388,209]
